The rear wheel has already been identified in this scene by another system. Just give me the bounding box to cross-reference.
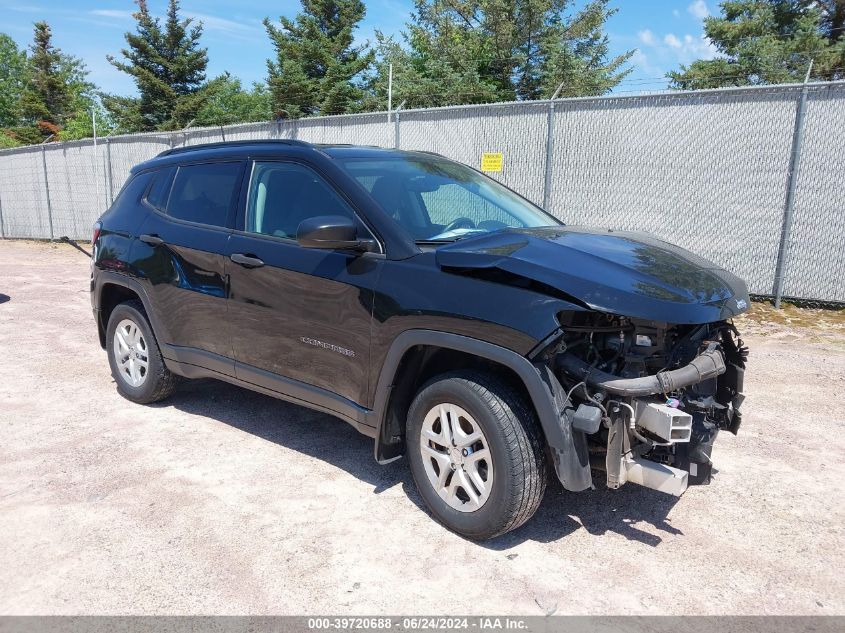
[406,370,547,540]
[106,300,177,404]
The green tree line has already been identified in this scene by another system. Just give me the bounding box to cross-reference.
[1,0,843,148]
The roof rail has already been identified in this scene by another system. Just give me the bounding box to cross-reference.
[157,138,312,157]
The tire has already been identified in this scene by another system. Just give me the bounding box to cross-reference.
[106,300,178,404]
[406,370,547,540]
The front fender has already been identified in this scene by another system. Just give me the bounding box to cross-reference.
[370,329,592,492]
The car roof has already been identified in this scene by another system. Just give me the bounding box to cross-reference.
[131,139,442,173]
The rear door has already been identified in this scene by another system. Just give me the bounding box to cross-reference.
[225,159,383,407]
[133,160,245,373]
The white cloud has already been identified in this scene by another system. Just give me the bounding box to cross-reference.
[664,33,682,48]
[186,12,259,34]
[688,0,710,20]
[638,29,656,46]
[684,34,718,59]
[89,10,133,19]
[89,8,260,34]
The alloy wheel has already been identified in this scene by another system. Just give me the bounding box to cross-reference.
[419,403,493,512]
[112,318,149,388]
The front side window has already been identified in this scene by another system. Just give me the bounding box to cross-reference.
[338,156,559,242]
[166,162,242,228]
[246,162,355,239]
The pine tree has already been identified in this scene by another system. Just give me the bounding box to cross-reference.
[540,0,634,98]
[18,22,73,134]
[105,0,209,131]
[264,0,375,117]
[365,0,632,109]
[668,0,845,89]
[13,21,94,143]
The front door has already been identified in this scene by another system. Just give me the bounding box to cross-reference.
[225,160,382,408]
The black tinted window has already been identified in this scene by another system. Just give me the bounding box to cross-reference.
[246,162,354,239]
[111,171,152,208]
[167,162,242,227]
[145,167,175,211]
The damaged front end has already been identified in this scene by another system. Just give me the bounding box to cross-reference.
[537,312,748,496]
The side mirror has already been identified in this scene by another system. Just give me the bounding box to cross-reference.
[296,215,377,252]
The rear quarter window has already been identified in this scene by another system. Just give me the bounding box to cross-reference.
[145,166,176,211]
[165,162,243,228]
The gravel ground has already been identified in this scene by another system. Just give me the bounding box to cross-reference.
[0,239,843,616]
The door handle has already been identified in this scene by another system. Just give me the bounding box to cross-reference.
[139,233,164,246]
[230,253,265,268]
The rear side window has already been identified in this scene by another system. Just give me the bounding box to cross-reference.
[166,162,242,228]
[145,166,175,211]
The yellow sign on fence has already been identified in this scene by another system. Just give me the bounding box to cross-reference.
[480,152,503,172]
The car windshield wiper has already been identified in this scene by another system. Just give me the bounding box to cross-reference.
[416,229,489,245]
[415,238,458,244]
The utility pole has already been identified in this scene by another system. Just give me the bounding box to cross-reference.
[387,63,394,123]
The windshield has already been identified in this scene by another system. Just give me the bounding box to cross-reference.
[337,156,561,242]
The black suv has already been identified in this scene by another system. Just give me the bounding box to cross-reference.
[91,140,749,540]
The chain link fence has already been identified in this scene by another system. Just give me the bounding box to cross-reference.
[1,82,843,304]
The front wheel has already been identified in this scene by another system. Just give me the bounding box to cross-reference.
[406,370,547,540]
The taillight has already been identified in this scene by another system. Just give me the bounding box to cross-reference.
[92,221,102,245]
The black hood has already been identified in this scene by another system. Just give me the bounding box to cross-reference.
[435,226,750,324]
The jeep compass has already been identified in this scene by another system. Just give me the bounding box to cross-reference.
[91,140,748,540]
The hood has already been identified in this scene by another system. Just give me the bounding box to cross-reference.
[435,226,750,324]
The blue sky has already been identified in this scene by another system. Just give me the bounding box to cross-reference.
[0,0,719,96]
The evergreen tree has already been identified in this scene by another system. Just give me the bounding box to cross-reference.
[0,33,28,128]
[669,0,845,89]
[362,31,500,109]
[13,21,95,142]
[264,0,375,117]
[19,22,73,133]
[105,0,209,131]
[365,0,632,109]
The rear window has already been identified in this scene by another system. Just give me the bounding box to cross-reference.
[166,162,242,228]
[145,166,175,211]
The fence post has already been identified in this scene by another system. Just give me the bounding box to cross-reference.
[41,145,55,241]
[105,138,114,204]
[0,186,5,238]
[772,64,813,308]
[394,101,405,149]
[220,126,226,142]
[542,83,565,211]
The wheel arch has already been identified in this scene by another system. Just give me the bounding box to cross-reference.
[371,330,592,492]
[94,273,167,350]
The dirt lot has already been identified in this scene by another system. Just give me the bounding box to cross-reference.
[0,239,843,615]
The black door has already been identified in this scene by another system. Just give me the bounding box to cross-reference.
[226,160,382,408]
[133,161,244,371]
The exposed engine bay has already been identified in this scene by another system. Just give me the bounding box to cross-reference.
[542,312,748,495]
